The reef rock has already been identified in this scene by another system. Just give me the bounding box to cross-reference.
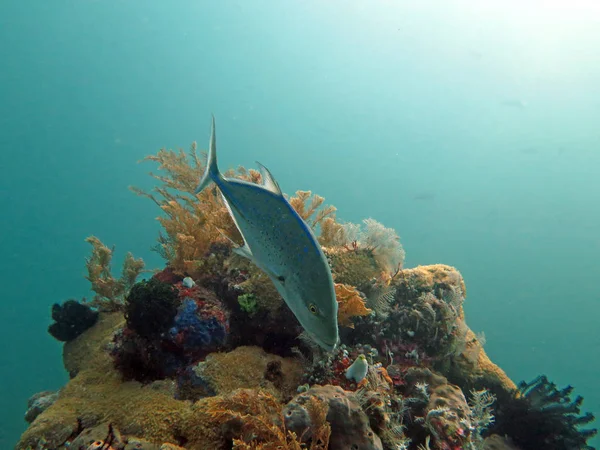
[187,345,303,401]
[24,390,59,424]
[70,422,125,449]
[283,384,383,450]
[484,434,521,450]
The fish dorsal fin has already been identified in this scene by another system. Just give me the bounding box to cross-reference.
[215,227,238,247]
[233,244,254,260]
[219,192,253,253]
[256,162,282,195]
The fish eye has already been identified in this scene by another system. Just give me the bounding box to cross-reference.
[308,303,319,315]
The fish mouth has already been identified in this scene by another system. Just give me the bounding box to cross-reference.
[305,329,338,352]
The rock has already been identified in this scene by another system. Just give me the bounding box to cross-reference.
[25,390,59,423]
[284,384,383,450]
[71,423,125,450]
[124,437,161,449]
[63,312,125,377]
[484,434,521,450]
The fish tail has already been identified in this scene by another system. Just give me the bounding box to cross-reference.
[195,115,221,194]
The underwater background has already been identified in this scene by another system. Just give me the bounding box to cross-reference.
[0,0,598,447]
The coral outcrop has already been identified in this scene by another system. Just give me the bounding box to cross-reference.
[18,139,596,450]
[24,391,59,424]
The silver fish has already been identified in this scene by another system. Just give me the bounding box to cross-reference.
[195,116,339,351]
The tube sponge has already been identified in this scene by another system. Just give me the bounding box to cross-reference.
[345,354,369,383]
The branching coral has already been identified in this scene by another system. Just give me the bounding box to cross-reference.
[468,388,496,446]
[287,190,336,229]
[84,236,145,311]
[335,283,372,328]
[318,217,347,248]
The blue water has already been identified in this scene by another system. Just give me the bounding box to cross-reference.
[1,1,599,447]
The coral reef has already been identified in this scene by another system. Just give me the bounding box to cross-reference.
[48,299,99,342]
[18,141,597,450]
[112,277,229,382]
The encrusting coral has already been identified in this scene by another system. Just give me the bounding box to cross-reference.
[18,138,597,450]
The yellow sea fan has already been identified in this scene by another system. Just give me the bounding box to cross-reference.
[335,283,372,328]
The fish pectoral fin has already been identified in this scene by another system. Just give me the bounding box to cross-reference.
[229,240,285,284]
[256,161,283,196]
[232,243,254,260]
[215,227,240,248]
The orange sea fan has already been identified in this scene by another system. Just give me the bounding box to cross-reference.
[287,190,336,229]
[335,283,372,328]
[130,144,258,277]
[132,142,338,280]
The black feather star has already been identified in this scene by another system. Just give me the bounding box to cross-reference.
[490,375,597,450]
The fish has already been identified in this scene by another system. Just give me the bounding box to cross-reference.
[194,116,339,351]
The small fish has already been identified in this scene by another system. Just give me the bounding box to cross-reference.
[195,116,339,351]
[346,354,369,383]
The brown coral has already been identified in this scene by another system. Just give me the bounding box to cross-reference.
[335,283,372,328]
